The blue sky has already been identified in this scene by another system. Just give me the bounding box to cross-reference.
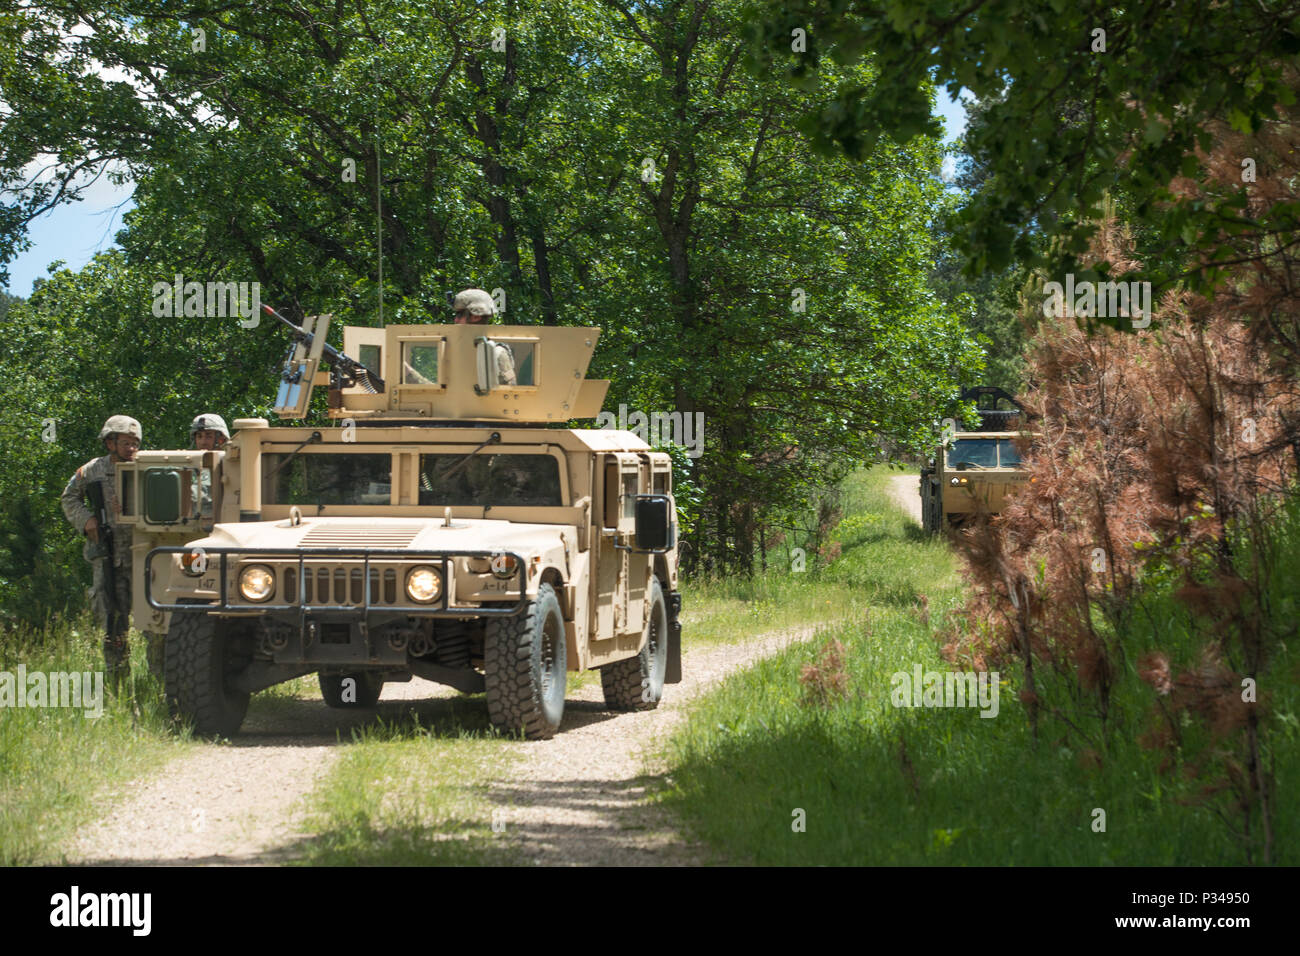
[2,89,969,299]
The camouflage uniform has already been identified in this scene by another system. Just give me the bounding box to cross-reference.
[452,287,517,385]
[62,453,135,683]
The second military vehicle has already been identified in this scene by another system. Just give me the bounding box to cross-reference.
[115,311,683,739]
[920,386,1036,532]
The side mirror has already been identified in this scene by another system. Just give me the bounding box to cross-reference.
[633,495,674,552]
[144,468,183,523]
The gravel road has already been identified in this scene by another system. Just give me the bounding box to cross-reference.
[67,626,827,866]
[888,473,922,525]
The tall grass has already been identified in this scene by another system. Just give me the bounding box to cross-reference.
[0,615,188,864]
[659,466,1299,865]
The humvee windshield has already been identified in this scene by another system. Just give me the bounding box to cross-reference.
[419,453,562,507]
[263,453,392,505]
[947,439,1023,469]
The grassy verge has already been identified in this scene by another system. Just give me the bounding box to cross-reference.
[0,616,193,864]
[679,469,914,644]
[658,465,1299,864]
[293,700,523,865]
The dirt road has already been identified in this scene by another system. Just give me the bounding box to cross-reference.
[68,626,827,866]
[888,472,922,525]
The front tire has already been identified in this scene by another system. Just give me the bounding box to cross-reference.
[484,583,567,739]
[164,610,251,738]
[601,577,668,711]
[319,672,383,708]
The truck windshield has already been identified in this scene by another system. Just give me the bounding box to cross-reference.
[419,453,562,507]
[947,439,998,469]
[263,453,392,505]
[998,439,1023,467]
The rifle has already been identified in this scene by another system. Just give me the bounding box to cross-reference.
[262,303,386,393]
[84,479,122,630]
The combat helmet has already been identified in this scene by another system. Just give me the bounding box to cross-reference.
[99,415,142,442]
[189,413,230,440]
[451,288,496,317]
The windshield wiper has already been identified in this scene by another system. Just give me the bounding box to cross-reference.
[438,431,502,482]
[264,431,323,482]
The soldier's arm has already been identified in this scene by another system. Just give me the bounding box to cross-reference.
[61,466,96,534]
[496,344,517,386]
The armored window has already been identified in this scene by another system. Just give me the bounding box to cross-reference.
[263,453,392,506]
[402,343,440,385]
[505,342,536,386]
[997,439,1023,467]
[418,453,562,507]
[622,473,638,518]
[359,344,382,378]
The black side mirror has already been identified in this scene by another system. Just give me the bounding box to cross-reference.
[633,495,674,552]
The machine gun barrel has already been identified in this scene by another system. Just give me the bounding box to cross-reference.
[262,303,386,393]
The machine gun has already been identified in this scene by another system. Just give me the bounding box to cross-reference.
[264,303,386,418]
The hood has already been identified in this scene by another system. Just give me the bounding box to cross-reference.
[191,516,569,555]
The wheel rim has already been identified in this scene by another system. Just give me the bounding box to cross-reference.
[646,592,668,695]
[539,608,566,722]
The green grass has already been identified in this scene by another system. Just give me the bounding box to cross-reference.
[294,704,524,865]
[658,465,1300,865]
[0,616,195,864]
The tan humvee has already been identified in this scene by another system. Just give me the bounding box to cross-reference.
[116,319,682,739]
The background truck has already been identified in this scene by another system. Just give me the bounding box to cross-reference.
[920,386,1036,532]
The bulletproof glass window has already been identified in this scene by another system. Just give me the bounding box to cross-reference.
[359,344,382,378]
[622,473,638,518]
[402,343,440,385]
[418,453,562,507]
[997,439,1023,467]
[263,453,392,506]
[947,439,998,469]
[505,342,536,386]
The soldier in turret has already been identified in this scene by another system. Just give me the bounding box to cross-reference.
[452,288,517,386]
[61,415,141,687]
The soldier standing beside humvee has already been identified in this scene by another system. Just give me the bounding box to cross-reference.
[61,415,141,687]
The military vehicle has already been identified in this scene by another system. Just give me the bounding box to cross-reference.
[920,386,1036,532]
[115,309,683,739]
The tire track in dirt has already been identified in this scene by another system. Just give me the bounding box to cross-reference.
[68,625,833,866]
[485,624,834,866]
[66,678,456,866]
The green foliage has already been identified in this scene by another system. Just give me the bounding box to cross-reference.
[745,0,1300,298]
[0,0,981,582]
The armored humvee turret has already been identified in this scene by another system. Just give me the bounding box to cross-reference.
[116,313,682,739]
[920,386,1037,532]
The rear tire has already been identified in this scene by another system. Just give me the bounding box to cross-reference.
[165,610,251,739]
[601,577,668,711]
[484,583,567,739]
[319,672,384,708]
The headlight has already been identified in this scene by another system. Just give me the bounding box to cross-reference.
[406,566,443,603]
[491,554,518,580]
[239,565,275,602]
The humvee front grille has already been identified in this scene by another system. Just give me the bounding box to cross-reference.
[145,546,528,617]
[283,565,401,606]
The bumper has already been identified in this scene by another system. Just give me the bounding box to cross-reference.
[145,545,530,619]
